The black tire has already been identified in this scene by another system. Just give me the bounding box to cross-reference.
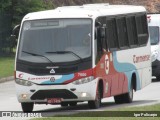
[123,82,133,103]
[69,102,77,106]
[114,82,134,104]
[88,87,101,109]
[114,94,125,104]
[21,102,34,112]
[60,102,68,107]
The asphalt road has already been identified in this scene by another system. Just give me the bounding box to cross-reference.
[0,80,160,117]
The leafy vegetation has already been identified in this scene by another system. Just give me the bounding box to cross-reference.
[12,0,54,26]
[0,56,15,78]
[32,103,160,120]
[0,0,53,27]
[33,117,159,120]
[1,0,159,27]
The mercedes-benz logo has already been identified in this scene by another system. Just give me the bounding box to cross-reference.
[50,77,55,82]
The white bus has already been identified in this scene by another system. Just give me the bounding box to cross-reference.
[14,4,151,112]
[148,14,160,80]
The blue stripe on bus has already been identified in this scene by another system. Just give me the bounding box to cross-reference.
[41,74,74,84]
[113,52,141,91]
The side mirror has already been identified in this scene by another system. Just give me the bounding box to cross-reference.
[11,24,20,38]
[10,24,20,47]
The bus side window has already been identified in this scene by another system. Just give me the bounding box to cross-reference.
[106,18,119,51]
[126,16,138,47]
[116,17,129,48]
[136,14,148,46]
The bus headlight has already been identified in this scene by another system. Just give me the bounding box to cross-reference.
[72,76,94,85]
[15,79,33,86]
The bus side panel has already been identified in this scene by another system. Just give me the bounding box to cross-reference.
[113,46,151,91]
[103,75,112,97]
[113,51,141,91]
[110,73,119,96]
[94,52,129,98]
[118,74,125,93]
[123,75,128,93]
[95,46,151,98]
[141,67,152,88]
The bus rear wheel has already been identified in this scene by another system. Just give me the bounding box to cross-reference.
[114,82,133,104]
[88,87,101,109]
[123,83,133,103]
[114,94,125,104]
[21,102,34,112]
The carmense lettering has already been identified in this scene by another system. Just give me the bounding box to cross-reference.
[28,77,50,80]
[133,55,150,63]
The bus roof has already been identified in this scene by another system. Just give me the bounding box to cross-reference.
[23,4,146,21]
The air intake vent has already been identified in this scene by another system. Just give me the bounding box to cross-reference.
[29,66,78,75]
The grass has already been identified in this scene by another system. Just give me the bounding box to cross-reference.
[32,103,160,120]
[0,56,15,78]
[32,118,158,120]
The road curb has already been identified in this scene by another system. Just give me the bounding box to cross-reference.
[0,76,14,83]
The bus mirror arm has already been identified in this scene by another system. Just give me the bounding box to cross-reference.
[12,24,20,35]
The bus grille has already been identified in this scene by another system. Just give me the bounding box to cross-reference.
[31,89,78,100]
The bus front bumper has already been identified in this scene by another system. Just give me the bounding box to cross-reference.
[15,79,98,103]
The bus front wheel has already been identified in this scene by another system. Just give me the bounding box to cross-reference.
[21,102,34,112]
[88,87,101,109]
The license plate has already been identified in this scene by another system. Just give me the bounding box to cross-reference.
[47,98,62,104]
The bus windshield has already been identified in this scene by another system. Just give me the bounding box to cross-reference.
[18,19,92,63]
[149,26,159,45]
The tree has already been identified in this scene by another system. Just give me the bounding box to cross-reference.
[11,0,53,26]
[0,0,11,13]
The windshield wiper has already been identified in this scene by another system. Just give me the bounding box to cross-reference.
[46,51,83,62]
[22,51,54,64]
